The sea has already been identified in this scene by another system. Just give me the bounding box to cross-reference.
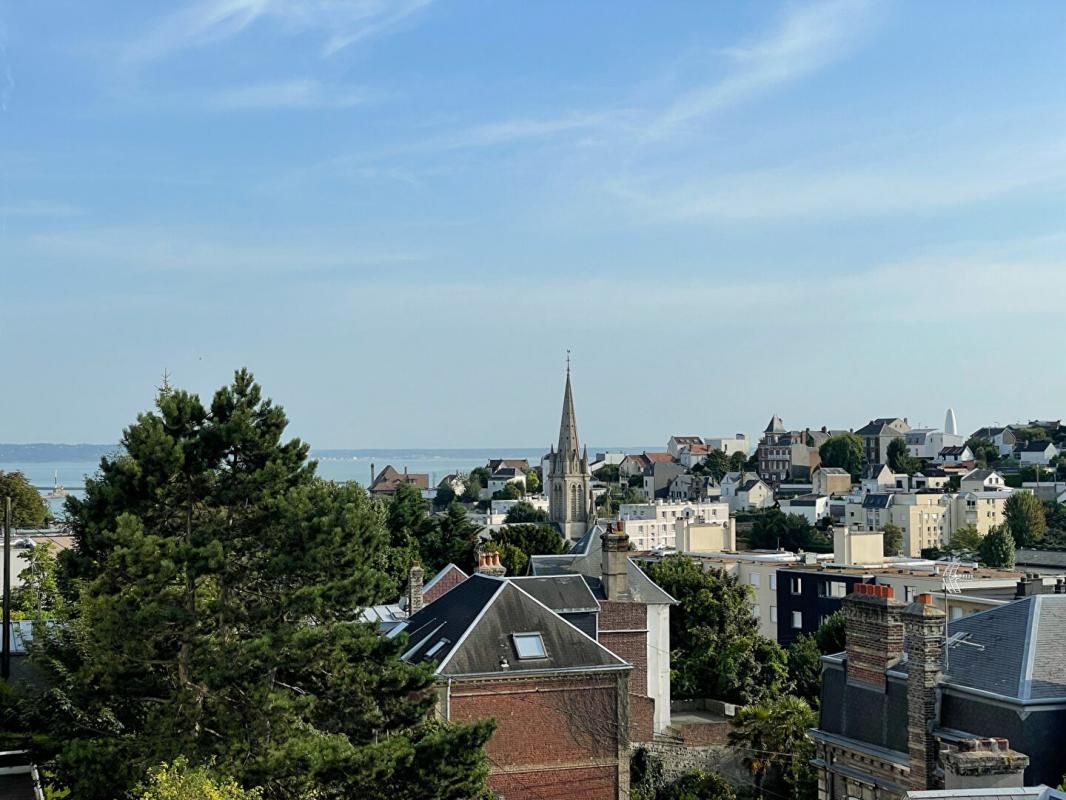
[1,445,649,522]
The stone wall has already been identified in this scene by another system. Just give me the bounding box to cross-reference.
[636,741,749,789]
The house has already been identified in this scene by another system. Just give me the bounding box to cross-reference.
[641,460,687,500]
[703,434,750,456]
[811,587,1066,797]
[970,426,1018,458]
[530,524,676,737]
[813,466,853,496]
[735,477,774,512]
[960,468,1007,493]
[618,499,730,551]
[757,417,826,486]
[905,429,965,460]
[779,493,831,526]
[619,452,673,483]
[437,473,467,496]
[369,465,430,496]
[911,469,950,491]
[667,436,704,458]
[677,443,711,469]
[400,564,632,800]
[861,463,896,493]
[666,473,720,502]
[855,418,912,466]
[488,466,526,495]
[936,445,974,464]
[1016,440,1059,466]
[488,458,530,473]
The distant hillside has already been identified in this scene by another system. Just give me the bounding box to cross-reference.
[0,443,119,463]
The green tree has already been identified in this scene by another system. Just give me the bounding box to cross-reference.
[887,438,920,475]
[493,524,565,560]
[965,436,1000,466]
[385,482,433,583]
[657,770,736,800]
[728,451,748,472]
[419,502,481,573]
[787,634,823,706]
[0,471,49,528]
[136,757,263,800]
[593,464,619,483]
[947,524,981,557]
[644,556,788,704]
[882,523,904,556]
[628,747,665,800]
[433,485,456,509]
[12,543,62,619]
[729,695,817,800]
[40,370,493,800]
[1004,491,1046,547]
[703,451,731,482]
[814,611,846,655]
[461,474,483,503]
[818,433,864,479]
[491,482,522,501]
[524,469,541,495]
[503,501,550,525]
[979,525,1016,568]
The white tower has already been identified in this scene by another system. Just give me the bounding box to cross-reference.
[547,360,593,541]
[945,408,958,436]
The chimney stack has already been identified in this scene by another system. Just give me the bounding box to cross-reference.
[407,563,425,614]
[371,462,376,486]
[843,583,904,690]
[1014,574,1046,598]
[477,549,506,578]
[942,738,1029,790]
[602,521,630,600]
[903,592,946,791]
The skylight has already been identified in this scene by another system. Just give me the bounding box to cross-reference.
[426,639,449,658]
[513,632,547,659]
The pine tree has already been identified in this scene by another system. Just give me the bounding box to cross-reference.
[979,524,1016,569]
[37,370,493,800]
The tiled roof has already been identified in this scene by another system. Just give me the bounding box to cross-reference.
[644,452,674,463]
[422,563,468,604]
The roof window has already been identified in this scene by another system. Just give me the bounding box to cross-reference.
[513,632,547,659]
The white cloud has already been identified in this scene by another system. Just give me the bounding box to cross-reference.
[203,79,371,110]
[123,0,431,63]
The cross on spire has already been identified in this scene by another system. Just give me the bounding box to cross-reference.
[566,349,571,375]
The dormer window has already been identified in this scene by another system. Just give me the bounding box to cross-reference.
[513,632,547,659]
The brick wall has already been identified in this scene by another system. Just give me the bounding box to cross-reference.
[598,601,648,696]
[448,673,625,800]
[630,693,654,743]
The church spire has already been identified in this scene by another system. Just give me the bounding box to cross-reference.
[557,362,580,455]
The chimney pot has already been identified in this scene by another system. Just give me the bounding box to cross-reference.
[916,593,933,605]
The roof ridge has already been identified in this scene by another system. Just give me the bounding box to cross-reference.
[432,577,509,675]
[1020,595,1040,701]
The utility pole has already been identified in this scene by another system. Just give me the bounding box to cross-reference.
[2,496,11,680]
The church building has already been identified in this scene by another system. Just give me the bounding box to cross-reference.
[546,365,594,541]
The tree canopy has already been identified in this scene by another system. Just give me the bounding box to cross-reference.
[818,434,864,479]
[887,438,920,475]
[749,511,831,553]
[503,501,550,525]
[965,436,1000,466]
[1003,491,1046,547]
[882,523,904,556]
[36,370,493,800]
[729,695,817,800]
[644,556,787,704]
[979,525,1016,569]
[0,470,49,528]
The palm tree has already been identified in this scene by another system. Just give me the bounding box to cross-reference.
[729,695,817,799]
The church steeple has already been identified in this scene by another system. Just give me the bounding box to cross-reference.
[547,356,593,541]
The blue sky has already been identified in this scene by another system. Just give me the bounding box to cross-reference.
[1,0,1064,448]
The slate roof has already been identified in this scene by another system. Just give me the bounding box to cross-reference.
[528,525,676,605]
[939,446,969,457]
[862,463,891,480]
[739,479,764,492]
[961,468,997,483]
[942,595,1066,702]
[856,419,906,436]
[508,574,600,613]
[817,467,850,475]
[1017,441,1056,453]
[401,574,627,677]
[862,493,893,509]
[765,415,785,433]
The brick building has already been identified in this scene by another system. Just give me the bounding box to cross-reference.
[400,566,632,800]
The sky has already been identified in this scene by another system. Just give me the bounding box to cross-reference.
[1,0,1065,449]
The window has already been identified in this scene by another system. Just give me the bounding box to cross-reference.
[791,611,803,629]
[513,632,547,659]
[770,606,778,623]
[904,586,916,602]
[770,574,777,591]
[751,604,761,619]
[790,577,803,595]
[750,573,761,588]
[425,638,449,658]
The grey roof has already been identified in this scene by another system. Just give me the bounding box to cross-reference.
[739,478,764,492]
[817,467,850,475]
[528,525,676,605]
[401,574,627,677]
[939,446,968,456]
[507,574,600,613]
[962,468,997,483]
[765,415,785,433]
[862,463,890,479]
[856,419,905,436]
[943,595,1066,702]
[862,493,893,509]
[1017,441,1056,452]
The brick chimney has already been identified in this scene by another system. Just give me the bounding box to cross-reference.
[1014,574,1047,598]
[602,521,630,600]
[407,563,425,614]
[843,583,904,690]
[477,549,506,578]
[903,592,946,791]
[942,738,1029,790]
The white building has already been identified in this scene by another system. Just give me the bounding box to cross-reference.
[904,428,965,459]
[619,499,730,551]
[703,434,750,456]
[959,468,1007,493]
[1017,440,1059,466]
[779,494,831,526]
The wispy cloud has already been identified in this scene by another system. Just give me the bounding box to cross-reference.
[202,79,371,110]
[123,0,431,63]
[608,138,1066,223]
[0,201,83,218]
[643,0,877,140]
